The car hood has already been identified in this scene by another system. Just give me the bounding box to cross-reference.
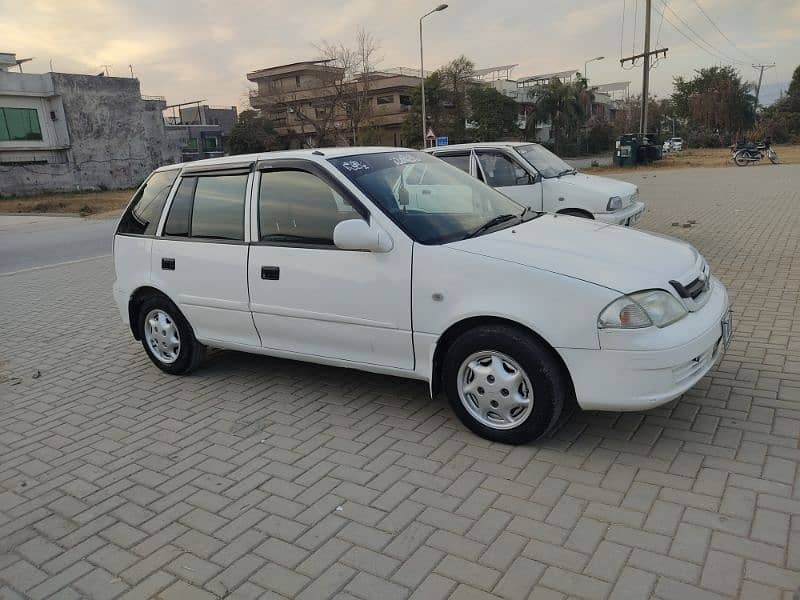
[554,172,637,202]
[447,214,702,293]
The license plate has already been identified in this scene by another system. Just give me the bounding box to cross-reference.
[721,309,733,349]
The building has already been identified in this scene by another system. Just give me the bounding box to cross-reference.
[246,60,418,148]
[164,101,237,162]
[0,52,182,195]
[176,104,237,135]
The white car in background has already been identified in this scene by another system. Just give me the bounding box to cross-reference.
[426,142,645,226]
[113,147,731,445]
[663,137,684,153]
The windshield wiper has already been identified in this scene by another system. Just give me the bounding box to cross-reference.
[520,205,543,221]
[463,214,519,239]
[556,168,576,177]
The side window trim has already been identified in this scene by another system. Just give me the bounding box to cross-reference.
[471,149,487,183]
[254,162,368,250]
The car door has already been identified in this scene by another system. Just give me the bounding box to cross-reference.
[247,159,414,370]
[150,163,260,347]
[475,149,543,211]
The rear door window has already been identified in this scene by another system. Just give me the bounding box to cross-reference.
[117,170,179,236]
[162,173,248,240]
[191,175,248,240]
[437,153,470,174]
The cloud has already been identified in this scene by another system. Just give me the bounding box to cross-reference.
[1,0,797,107]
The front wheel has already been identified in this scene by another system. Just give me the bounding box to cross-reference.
[442,325,568,444]
[138,295,205,375]
[768,149,779,164]
[733,151,749,167]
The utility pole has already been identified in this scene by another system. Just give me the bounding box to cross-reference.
[752,63,775,108]
[620,0,667,136]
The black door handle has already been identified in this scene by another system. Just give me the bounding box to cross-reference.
[162,258,175,270]
[261,266,280,280]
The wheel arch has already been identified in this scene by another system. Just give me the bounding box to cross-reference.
[429,315,574,399]
[128,285,178,340]
[557,207,595,219]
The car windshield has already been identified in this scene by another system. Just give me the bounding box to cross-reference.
[515,144,575,178]
[329,151,527,245]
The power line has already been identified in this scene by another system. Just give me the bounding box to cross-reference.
[691,0,761,63]
[658,1,748,66]
[620,0,640,70]
[651,1,667,68]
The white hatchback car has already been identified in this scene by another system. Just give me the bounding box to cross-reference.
[427,142,645,226]
[114,147,731,444]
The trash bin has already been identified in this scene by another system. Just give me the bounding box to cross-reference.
[614,134,639,167]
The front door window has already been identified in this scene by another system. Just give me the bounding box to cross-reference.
[476,151,532,187]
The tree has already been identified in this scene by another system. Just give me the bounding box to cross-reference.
[439,56,475,142]
[402,56,475,147]
[612,96,674,137]
[256,29,381,148]
[527,77,591,154]
[468,85,519,141]
[671,66,755,144]
[227,110,281,154]
[757,64,800,142]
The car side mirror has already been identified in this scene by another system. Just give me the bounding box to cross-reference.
[333,219,393,253]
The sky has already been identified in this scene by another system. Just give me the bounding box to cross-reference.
[1,0,797,109]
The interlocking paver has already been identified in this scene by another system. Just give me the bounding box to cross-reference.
[2,165,800,599]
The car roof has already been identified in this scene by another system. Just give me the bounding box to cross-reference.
[424,141,534,153]
[153,146,415,173]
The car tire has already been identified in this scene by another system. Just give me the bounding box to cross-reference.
[442,325,568,444]
[138,295,205,375]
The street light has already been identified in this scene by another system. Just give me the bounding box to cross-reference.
[584,56,604,81]
[420,3,448,147]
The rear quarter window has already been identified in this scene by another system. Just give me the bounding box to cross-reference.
[116,170,179,236]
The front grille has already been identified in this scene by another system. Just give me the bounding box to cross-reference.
[670,276,707,300]
[670,262,712,311]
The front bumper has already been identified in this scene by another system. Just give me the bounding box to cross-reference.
[595,201,646,226]
[559,279,730,411]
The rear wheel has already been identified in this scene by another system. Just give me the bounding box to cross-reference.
[442,325,568,444]
[138,295,205,375]
[733,151,749,167]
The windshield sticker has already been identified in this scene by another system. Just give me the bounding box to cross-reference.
[389,153,422,166]
[340,159,372,172]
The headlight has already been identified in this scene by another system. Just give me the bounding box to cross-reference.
[607,196,623,211]
[598,290,688,329]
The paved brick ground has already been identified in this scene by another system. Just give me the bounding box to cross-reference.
[1,164,799,600]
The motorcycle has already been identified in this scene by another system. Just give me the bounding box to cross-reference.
[731,139,779,166]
